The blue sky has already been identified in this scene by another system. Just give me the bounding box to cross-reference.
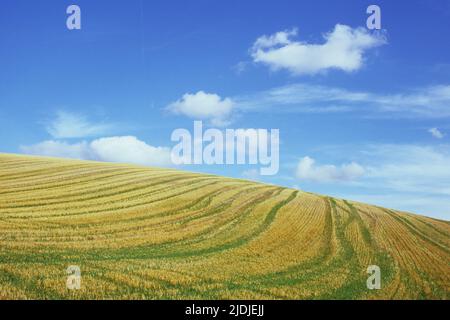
[1,0,450,219]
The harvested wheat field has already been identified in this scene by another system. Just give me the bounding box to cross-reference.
[0,153,448,300]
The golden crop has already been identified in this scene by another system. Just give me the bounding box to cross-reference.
[0,153,448,299]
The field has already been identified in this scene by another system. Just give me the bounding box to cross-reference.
[0,153,448,300]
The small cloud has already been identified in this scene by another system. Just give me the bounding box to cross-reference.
[167,91,235,126]
[233,61,249,75]
[296,156,365,183]
[46,111,113,139]
[250,24,386,75]
[242,168,260,181]
[429,127,445,139]
[21,136,172,167]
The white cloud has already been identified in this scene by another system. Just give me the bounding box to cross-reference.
[295,156,365,183]
[233,61,249,75]
[242,168,261,181]
[167,91,235,126]
[429,127,445,139]
[373,85,450,117]
[236,83,450,118]
[20,136,172,167]
[236,83,367,113]
[362,144,450,196]
[20,140,92,160]
[46,111,113,139]
[90,136,171,166]
[251,24,386,75]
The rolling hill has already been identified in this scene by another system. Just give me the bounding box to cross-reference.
[0,153,448,299]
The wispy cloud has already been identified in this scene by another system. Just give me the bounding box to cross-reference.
[233,61,249,75]
[20,140,92,160]
[250,24,386,75]
[236,83,366,114]
[373,85,450,117]
[46,111,113,139]
[362,144,450,196]
[235,83,450,118]
[429,127,445,139]
[242,168,261,181]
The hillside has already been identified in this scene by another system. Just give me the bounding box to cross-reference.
[0,153,448,299]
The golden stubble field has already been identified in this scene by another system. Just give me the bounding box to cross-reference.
[0,153,448,299]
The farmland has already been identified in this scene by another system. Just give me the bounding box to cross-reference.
[0,153,448,299]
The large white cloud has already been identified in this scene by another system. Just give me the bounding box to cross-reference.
[296,156,365,183]
[251,24,386,75]
[46,111,113,139]
[90,136,171,166]
[167,91,235,126]
[21,136,172,167]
